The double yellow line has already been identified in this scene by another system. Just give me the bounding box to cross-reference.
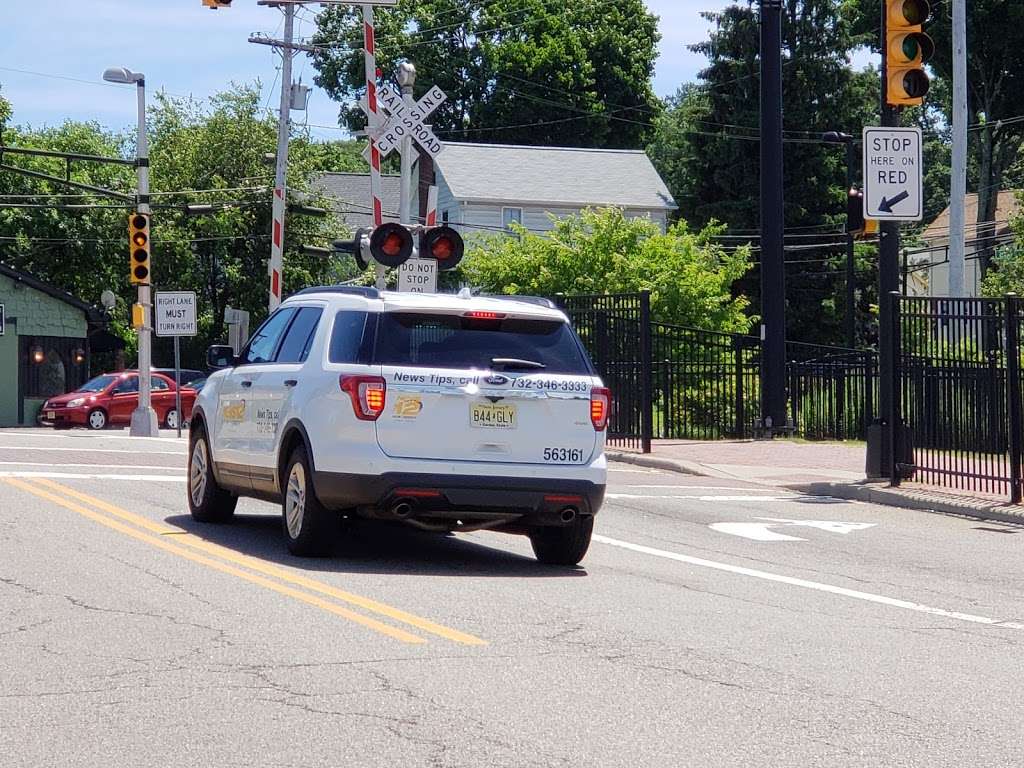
[3,477,486,647]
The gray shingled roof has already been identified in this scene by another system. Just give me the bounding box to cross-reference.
[433,142,677,210]
[311,172,403,229]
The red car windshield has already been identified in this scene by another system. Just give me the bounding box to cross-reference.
[77,374,119,393]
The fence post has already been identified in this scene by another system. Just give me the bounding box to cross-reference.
[733,336,745,438]
[1005,294,1022,504]
[639,290,653,454]
[889,291,903,487]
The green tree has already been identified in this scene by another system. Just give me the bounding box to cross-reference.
[311,0,661,147]
[460,207,754,332]
[647,1,878,345]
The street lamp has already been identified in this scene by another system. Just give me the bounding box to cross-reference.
[104,66,158,437]
[822,130,857,350]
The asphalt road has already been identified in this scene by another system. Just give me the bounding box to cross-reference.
[2,428,1023,767]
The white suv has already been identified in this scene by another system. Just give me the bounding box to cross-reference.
[187,286,608,565]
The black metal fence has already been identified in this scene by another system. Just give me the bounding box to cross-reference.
[892,295,1024,502]
[558,291,878,452]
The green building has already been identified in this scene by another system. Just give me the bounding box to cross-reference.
[0,264,107,426]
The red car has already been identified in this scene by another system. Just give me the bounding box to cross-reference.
[39,371,197,431]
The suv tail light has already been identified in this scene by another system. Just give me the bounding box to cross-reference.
[340,375,387,421]
[590,387,610,431]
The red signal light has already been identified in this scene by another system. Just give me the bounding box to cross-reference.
[381,232,404,258]
[420,225,464,271]
[463,311,506,320]
[369,223,413,268]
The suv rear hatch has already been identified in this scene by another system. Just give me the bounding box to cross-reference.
[372,307,600,465]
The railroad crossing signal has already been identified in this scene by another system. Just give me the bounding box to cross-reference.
[128,212,151,285]
[885,0,933,106]
[362,83,447,160]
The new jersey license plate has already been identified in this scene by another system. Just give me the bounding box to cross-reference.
[470,402,517,429]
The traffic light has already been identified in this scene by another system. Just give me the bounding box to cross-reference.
[368,223,414,268]
[846,188,878,239]
[886,0,933,106]
[420,225,465,271]
[128,212,151,285]
[201,0,232,8]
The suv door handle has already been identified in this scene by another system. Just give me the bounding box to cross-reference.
[240,380,253,388]
[284,380,298,388]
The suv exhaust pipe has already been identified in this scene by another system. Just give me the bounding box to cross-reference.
[559,507,578,524]
[390,499,414,519]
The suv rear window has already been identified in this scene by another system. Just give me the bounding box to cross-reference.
[372,312,591,374]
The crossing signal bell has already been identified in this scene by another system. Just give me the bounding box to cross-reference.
[886,0,933,106]
[128,212,151,285]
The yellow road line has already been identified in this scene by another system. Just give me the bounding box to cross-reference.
[34,478,487,646]
[4,478,426,645]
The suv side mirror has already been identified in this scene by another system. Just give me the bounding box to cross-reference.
[207,345,237,370]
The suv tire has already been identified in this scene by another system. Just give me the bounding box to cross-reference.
[529,516,594,566]
[282,446,334,557]
[188,425,237,523]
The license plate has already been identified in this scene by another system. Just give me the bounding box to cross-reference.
[47,411,55,419]
[470,403,517,429]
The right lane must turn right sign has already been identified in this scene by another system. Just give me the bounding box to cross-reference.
[862,126,923,221]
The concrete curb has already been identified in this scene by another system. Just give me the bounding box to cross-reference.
[796,482,1024,527]
[605,451,706,477]
[606,451,1024,527]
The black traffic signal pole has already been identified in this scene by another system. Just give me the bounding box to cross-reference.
[868,0,904,479]
[759,0,787,435]
[844,140,858,349]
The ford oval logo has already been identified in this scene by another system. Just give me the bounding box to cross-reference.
[485,374,509,385]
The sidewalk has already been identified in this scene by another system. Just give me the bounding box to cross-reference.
[607,439,1024,527]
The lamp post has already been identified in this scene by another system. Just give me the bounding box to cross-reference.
[103,66,158,437]
[823,130,857,349]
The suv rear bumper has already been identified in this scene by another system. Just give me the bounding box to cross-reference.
[313,470,605,522]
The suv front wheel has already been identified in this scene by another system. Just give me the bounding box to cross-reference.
[529,516,594,566]
[282,446,334,557]
[188,425,237,523]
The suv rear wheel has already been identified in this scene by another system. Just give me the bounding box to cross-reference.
[188,425,237,522]
[529,516,594,566]
[282,446,334,557]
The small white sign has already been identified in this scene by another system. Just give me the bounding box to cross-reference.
[397,258,438,294]
[862,126,923,221]
[155,291,197,337]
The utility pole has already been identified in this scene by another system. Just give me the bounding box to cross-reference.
[948,0,967,296]
[759,0,787,436]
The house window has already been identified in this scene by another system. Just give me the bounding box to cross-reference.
[502,207,523,232]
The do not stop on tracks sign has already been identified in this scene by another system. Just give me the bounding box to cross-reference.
[862,126,923,221]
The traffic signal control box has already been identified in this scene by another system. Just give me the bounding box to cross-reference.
[128,212,151,285]
[886,0,933,106]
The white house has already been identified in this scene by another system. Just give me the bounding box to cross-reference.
[427,142,678,235]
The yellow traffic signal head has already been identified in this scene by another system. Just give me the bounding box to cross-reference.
[886,0,932,106]
[128,212,151,286]
[201,0,232,8]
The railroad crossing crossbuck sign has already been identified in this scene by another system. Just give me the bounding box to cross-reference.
[862,126,923,221]
[363,83,447,160]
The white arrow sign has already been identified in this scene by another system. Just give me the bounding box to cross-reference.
[709,518,877,542]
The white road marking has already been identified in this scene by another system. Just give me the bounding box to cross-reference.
[709,522,807,541]
[607,493,805,502]
[710,518,877,542]
[0,461,183,470]
[0,471,184,482]
[0,430,187,443]
[593,534,1024,630]
[624,485,780,492]
[0,446,183,455]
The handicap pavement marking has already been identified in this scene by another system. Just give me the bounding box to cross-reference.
[709,517,877,542]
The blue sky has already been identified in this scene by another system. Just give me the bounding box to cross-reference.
[0,0,854,141]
